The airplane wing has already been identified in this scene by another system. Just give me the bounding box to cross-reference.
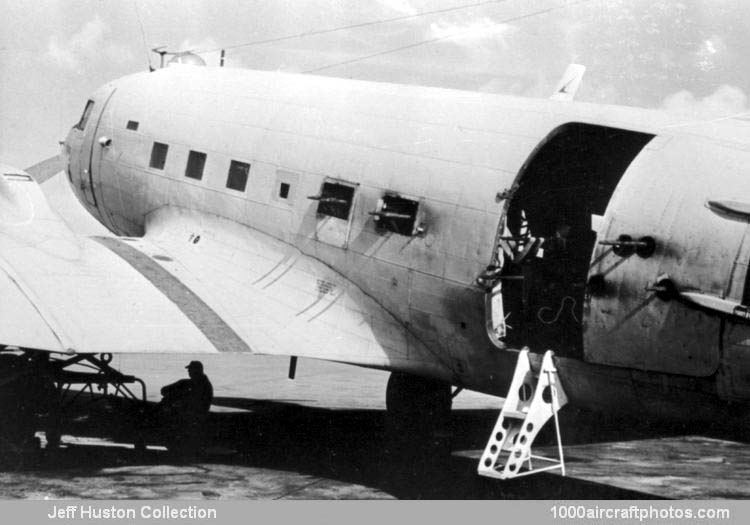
[0,168,442,374]
[103,206,440,371]
[0,167,216,354]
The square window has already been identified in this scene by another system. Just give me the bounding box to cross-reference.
[274,170,299,204]
[374,194,420,235]
[226,160,250,191]
[316,182,355,220]
[126,120,139,131]
[149,142,169,170]
[185,150,207,180]
[279,182,290,199]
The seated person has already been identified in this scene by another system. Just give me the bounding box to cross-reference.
[159,361,213,455]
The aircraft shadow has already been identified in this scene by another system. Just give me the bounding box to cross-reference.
[0,393,704,499]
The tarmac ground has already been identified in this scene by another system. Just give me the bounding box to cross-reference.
[1,354,749,499]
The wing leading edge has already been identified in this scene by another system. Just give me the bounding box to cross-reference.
[0,170,218,354]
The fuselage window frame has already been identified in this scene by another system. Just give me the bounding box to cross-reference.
[75,100,95,131]
[315,181,356,221]
[185,150,207,181]
[372,193,422,236]
[226,160,250,192]
[279,182,291,199]
[149,142,169,170]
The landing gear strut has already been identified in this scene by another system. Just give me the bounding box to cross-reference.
[0,349,148,453]
[384,372,452,459]
[47,352,148,450]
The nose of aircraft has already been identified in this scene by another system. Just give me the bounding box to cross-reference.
[62,116,88,204]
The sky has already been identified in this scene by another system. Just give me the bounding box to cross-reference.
[1,0,750,168]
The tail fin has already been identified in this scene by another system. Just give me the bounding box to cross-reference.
[551,64,586,101]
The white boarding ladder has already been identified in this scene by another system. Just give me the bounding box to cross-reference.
[477,349,568,479]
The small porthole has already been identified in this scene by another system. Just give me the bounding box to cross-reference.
[126,120,139,131]
[279,182,290,199]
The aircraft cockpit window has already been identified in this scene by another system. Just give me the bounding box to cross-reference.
[75,100,94,130]
[185,150,207,180]
[149,142,169,170]
[126,120,139,131]
[226,160,250,192]
[372,194,422,236]
[314,182,355,220]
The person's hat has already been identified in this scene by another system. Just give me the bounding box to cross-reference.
[186,360,203,371]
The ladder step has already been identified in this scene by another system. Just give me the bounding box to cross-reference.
[501,410,528,419]
[477,349,568,480]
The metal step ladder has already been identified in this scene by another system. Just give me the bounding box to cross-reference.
[477,349,568,479]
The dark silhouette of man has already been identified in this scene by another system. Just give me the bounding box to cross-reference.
[537,221,578,354]
[160,361,213,455]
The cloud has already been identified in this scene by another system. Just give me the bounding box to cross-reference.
[46,16,106,71]
[177,37,244,68]
[694,35,727,72]
[179,37,219,54]
[428,17,515,46]
[45,16,134,73]
[661,85,747,117]
[379,0,417,16]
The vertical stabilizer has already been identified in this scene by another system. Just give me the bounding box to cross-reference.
[551,64,586,101]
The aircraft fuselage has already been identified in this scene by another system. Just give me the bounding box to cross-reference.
[63,65,750,420]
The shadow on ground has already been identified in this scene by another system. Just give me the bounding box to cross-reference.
[2,395,744,499]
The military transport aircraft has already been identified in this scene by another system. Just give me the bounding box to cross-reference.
[3,57,750,477]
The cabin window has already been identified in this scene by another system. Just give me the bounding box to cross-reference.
[274,170,299,204]
[75,100,94,130]
[185,150,207,180]
[315,182,355,220]
[149,142,169,170]
[226,160,250,192]
[373,194,420,236]
[126,120,139,131]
